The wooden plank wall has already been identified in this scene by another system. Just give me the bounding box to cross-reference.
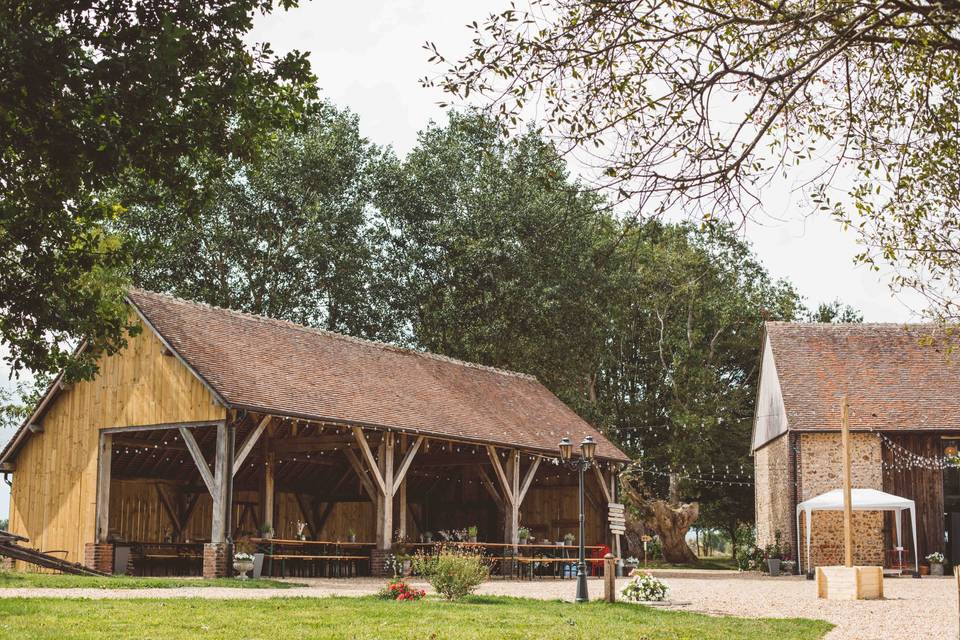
[7,317,225,566]
[881,433,944,563]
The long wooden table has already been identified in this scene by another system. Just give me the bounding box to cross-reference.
[249,538,374,578]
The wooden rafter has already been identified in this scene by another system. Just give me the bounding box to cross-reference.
[517,457,542,505]
[351,427,386,495]
[294,492,318,538]
[591,464,612,503]
[178,427,215,496]
[485,445,514,505]
[392,435,424,495]
[155,484,183,535]
[475,465,504,511]
[343,447,377,501]
[233,415,272,475]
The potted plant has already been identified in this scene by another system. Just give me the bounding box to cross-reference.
[233,552,255,579]
[295,520,308,541]
[764,531,786,576]
[259,523,273,540]
[347,528,357,543]
[423,531,433,543]
[467,526,478,543]
[927,552,945,576]
[563,532,575,546]
[518,526,530,545]
[781,558,796,575]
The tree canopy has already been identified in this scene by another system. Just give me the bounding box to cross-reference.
[426,0,960,321]
[116,103,398,341]
[1,0,316,380]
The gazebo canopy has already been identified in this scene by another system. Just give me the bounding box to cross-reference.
[797,488,914,512]
[796,488,918,573]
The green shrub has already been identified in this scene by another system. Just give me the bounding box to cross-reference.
[413,549,489,600]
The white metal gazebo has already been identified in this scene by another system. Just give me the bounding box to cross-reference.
[796,488,918,574]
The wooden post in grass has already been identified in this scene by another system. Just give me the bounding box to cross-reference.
[604,553,617,603]
[816,396,883,599]
[954,565,960,636]
[841,396,854,568]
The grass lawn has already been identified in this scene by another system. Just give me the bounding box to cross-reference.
[0,571,299,589]
[0,596,833,639]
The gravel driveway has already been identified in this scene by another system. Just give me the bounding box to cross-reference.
[0,570,948,639]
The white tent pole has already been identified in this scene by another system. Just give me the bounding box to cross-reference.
[895,508,902,550]
[806,508,812,573]
[910,503,919,574]
[796,508,803,574]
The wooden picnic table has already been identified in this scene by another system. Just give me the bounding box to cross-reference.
[249,538,373,578]
[405,541,604,550]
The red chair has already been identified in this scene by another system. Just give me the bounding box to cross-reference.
[589,544,611,576]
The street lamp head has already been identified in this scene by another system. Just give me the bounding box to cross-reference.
[580,436,597,461]
[559,437,573,460]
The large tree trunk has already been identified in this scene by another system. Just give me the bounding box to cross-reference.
[620,466,699,564]
[644,497,699,563]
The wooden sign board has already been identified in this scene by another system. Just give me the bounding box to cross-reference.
[609,502,626,534]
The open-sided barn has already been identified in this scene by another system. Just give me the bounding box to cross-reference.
[0,290,628,577]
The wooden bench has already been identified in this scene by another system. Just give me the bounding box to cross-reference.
[264,554,368,578]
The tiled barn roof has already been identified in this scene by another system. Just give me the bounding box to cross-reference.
[124,289,628,460]
[766,322,960,432]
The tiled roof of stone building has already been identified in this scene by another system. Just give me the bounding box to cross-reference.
[125,289,628,460]
[765,321,960,432]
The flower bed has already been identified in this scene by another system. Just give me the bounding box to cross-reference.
[377,579,426,602]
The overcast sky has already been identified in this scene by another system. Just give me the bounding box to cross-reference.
[0,1,926,522]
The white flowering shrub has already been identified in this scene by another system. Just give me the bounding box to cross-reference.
[622,572,668,602]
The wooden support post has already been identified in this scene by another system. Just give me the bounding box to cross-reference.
[954,565,960,633]
[95,432,112,543]
[211,422,233,544]
[398,476,408,540]
[507,450,520,549]
[397,434,408,540]
[841,395,853,568]
[816,396,883,600]
[263,450,276,533]
[603,553,617,603]
[375,442,385,547]
[379,431,395,550]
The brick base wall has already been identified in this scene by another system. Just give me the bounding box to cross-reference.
[202,543,232,579]
[370,548,391,577]
[84,543,114,574]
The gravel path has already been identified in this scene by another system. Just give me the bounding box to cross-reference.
[0,571,949,639]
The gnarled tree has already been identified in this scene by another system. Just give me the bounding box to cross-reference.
[621,464,698,564]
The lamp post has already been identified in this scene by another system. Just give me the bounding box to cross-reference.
[559,435,597,603]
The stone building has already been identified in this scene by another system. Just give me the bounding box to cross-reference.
[753,322,960,570]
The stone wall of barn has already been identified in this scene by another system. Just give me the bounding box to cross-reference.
[754,433,795,558]
[797,432,884,568]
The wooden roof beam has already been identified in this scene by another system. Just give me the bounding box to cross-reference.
[392,435,424,495]
[351,426,386,495]
[178,427,215,497]
[233,415,272,476]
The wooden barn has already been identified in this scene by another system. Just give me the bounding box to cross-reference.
[0,290,628,578]
[753,322,960,572]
